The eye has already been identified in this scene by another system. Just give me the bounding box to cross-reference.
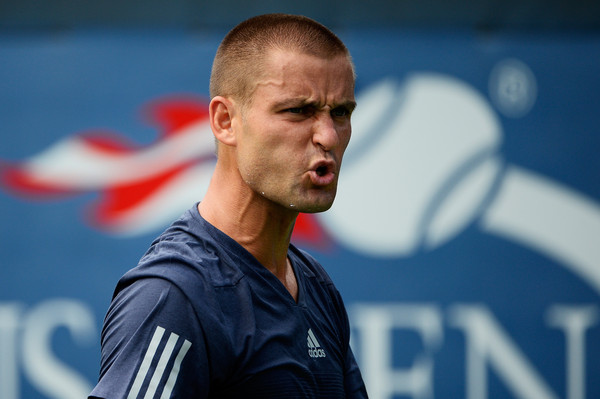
[285,106,315,117]
[331,107,350,118]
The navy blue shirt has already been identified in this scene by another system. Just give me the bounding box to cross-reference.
[90,205,368,398]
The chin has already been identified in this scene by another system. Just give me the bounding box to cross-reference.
[292,199,335,214]
[281,188,337,213]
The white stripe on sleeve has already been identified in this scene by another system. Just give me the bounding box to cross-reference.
[128,326,166,399]
[160,339,192,399]
[144,332,179,399]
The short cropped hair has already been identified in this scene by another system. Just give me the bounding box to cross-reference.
[209,13,354,105]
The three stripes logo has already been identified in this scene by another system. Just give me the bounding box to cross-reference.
[307,328,327,358]
[127,326,192,399]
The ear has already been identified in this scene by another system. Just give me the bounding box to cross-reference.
[209,96,238,146]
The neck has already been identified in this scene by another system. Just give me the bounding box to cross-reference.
[199,161,298,280]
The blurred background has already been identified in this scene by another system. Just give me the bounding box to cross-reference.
[1,0,599,30]
[1,1,599,398]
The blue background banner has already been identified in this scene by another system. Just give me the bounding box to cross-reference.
[1,29,599,399]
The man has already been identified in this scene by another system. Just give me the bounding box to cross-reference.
[89,13,367,398]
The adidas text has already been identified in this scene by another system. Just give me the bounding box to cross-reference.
[307,328,326,358]
[308,348,326,358]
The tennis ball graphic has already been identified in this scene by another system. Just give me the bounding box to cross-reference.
[324,74,503,256]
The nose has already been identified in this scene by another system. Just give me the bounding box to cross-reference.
[312,114,340,151]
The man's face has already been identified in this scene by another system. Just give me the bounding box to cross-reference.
[233,49,356,214]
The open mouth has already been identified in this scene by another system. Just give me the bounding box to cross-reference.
[316,165,328,177]
[309,161,336,186]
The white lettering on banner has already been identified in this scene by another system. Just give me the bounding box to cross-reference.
[0,304,22,399]
[547,305,599,399]
[449,305,558,399]
[351,303,599,399]
[0,299,97,399]
[352,304,443,399]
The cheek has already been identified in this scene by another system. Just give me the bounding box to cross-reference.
[344,128,352,146]
[339,127,352,152]
[240,141,289,179]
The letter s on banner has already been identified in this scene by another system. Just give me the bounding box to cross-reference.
[21,299,96,399]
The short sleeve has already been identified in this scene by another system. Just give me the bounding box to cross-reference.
[344,344,369,398]
[332,288,368,398]
[89,278,209,399]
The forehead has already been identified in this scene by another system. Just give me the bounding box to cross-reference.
[251,49,355,104]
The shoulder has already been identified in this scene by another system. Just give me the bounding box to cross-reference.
[117,207,244,297]
[103,278,197,344]
[289,244,335,286]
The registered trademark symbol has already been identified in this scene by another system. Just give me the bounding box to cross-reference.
[488,58,537,118]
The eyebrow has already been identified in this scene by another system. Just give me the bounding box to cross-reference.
[341,100,358,112]
[273,98,357,112]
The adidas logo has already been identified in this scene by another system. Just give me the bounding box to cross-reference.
[307,328,327,358]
